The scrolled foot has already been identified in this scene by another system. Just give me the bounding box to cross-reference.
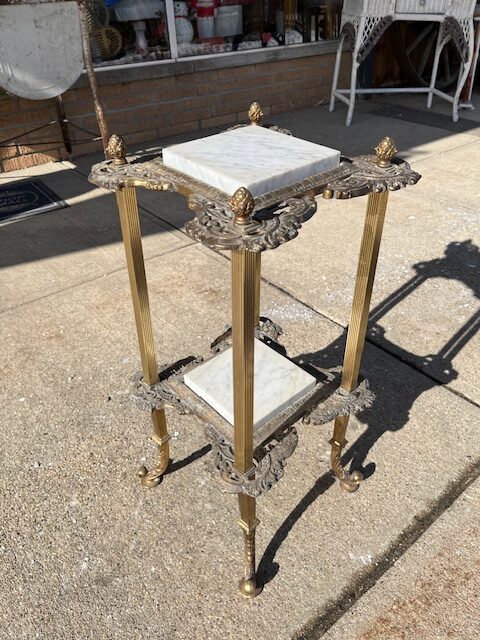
[330,437,363,493]
[340,469,363,493]
[138,441,170,488]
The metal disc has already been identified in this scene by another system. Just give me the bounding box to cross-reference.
[0,2,84,100]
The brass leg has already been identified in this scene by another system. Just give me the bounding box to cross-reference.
[254,252,261,326]
[232,249,262,598]
[238,495,261,598]
[331,190,389,492]
[116,187,170,488]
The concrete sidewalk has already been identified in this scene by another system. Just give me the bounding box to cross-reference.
[0,95,479,639]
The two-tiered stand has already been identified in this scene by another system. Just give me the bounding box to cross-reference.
[89,103,420,597]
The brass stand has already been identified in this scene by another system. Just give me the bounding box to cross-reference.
[329,190,389,492]
[89,107,420,597]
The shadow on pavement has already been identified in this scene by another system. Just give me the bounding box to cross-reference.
[258,239,480,586]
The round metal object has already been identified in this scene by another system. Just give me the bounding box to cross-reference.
[238,578,263,598]
[0,1,84,100]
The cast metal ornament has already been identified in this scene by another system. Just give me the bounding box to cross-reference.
[206,425,299,497]
[132,357,203,413]
[375,136,397,167]
[106,133,126,165]
[229,187,255,225]
[303,379,374,426]
[90,127,419,219]
[210,317,283,353]
[131,325,375,498]
[248,101,263,125]
[186,193,316,252]
[267,125,293,136]
[323,137,420,199]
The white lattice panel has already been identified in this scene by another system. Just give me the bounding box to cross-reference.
[342,0,395,17]
[395,0,448,13]
[447,0,476,19]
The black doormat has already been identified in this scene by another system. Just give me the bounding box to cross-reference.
[0,179,68,225]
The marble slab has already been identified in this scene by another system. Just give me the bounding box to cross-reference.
[183,338,316,430]
[162,125,340,197]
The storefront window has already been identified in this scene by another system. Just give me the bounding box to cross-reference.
[175,0,343,57]
[88,0,171,66]
[88,0,343,65]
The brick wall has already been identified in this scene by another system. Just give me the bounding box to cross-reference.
[0,51,348,172]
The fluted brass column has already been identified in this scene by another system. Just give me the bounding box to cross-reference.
[328,137,398,492]
[115,182,170,488]
[231,248,262,597]
[106,135,170,488]
[331,189,389,491]
[106,134,170,487]
[254,252,261,326]
[228,186,262,597]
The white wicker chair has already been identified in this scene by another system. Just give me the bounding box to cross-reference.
[329,0,476,125]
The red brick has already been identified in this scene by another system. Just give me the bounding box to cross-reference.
[0,96,17,115]
[216,65,253,80]
[129,77,177,93]
[71,139,104,157]
[200,112,237,128]
[3,105,55,126]
[156,120,199,139]
[149,86,193,102]
[124,128,159,146]
[4,50,346,167]
[0,144,23,160]
[62,100,96,118]
[1,149,62,172]
[69,87,95,102]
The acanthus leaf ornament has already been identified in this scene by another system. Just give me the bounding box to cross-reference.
[206,426,299,498]
[305,379,374,425]
[186,194,316,252]
[210,317,284,353]
[323,138,420,199]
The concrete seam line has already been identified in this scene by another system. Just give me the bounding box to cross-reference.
[291,458,480,640]
[0,242,195,315]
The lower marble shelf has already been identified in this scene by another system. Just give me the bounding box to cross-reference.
[132,319,375,497]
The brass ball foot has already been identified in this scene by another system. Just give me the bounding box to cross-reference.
[238,577,263,599]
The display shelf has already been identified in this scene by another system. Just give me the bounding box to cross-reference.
[132,321,374,497]
[89,101,421,598]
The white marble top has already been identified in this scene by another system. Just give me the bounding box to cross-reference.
[162,125,340,197]
[183,339,316,429]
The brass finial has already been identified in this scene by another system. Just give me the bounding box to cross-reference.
[375,136,397,168]
[228,187,255,225]
[248,102,263,126]
[323,188,333,199]
[107,134,127,165]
